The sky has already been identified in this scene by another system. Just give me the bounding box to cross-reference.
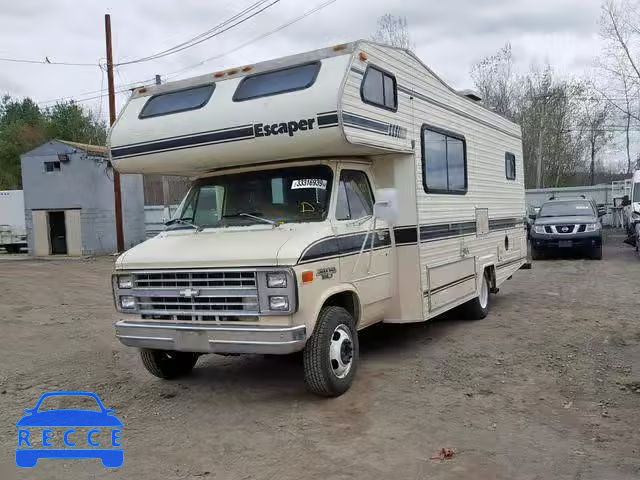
[0,0,606,112]
[3,0,627,166]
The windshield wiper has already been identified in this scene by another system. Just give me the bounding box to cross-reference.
[165,218,202,231]
[222,212,276,226]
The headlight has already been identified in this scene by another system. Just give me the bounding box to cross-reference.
[118,275,133,289]
[585,223,600,232]
[120,296,137,310]
[266,272,287,288]
[268,295,289,311]
[533,225,546,234]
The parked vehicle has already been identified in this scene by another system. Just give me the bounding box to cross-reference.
[108,40,528,396]
[530,198,603,260]
[622,169,640,252]
[0,190,27,253]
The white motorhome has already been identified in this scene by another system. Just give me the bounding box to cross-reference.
[108,41,528,396]
[623,169,640,251]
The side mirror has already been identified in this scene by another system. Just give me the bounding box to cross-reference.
[373,188,399,226]
[528,214,537,220]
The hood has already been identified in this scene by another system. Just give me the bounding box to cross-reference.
[116,223,332,270]
[534,215,596,226]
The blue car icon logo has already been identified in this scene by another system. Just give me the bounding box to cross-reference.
[15,391,123,468]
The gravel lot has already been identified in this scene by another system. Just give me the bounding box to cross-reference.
[1,231,639,480]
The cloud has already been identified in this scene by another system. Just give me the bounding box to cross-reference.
[0,0,606,116]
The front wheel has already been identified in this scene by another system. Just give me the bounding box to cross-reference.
[590,245,602,260]
[303,306,359,397]
[463,271,490,320]
[140,349,199,379]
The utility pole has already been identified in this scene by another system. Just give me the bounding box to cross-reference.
[105,14,124,252]
[535,97,546,189]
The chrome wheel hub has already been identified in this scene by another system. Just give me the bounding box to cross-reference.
[329,325,353,379]
[479,275,489,309]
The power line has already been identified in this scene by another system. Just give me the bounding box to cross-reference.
[0,56,97,67]
[164,0,338,80]
[116,0,281,66]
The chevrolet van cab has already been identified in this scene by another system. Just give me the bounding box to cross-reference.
[108,41,528,396]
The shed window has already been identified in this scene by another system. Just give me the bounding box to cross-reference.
[361,65,397,111]
[233,62,321,102]
[421,126,467,194]
[139,84,215,119]
[44,161,61,172]
[505,152,516,180]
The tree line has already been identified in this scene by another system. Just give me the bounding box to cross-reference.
[375,0,640,188]
[0,97,106,189]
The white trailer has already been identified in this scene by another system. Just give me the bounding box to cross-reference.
[108,41,528,396]
[622,169,640,251]
[0,190,27,253]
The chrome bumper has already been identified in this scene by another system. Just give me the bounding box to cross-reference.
[115,320,306,354]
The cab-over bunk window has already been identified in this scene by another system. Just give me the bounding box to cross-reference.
[421,125,467,195]
[233,62,321,101]
[360,65,397,111]
[139,84,215,119]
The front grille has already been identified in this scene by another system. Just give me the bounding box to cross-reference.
[544,226,553,234]
[554,224,576,234]
[577,224,586,232]
[134,271,256,289]
[130,270,259,320]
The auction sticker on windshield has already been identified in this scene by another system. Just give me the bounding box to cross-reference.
[291,179,327,189]
[15,391,123,469]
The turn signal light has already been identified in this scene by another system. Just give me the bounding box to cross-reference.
[301,271,314,284]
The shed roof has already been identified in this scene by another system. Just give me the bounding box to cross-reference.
[57,140,107,157]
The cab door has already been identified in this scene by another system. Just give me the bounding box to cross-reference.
[332,167,392,327]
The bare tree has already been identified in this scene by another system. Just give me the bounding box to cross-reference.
[371,14,414,50]
[579,93,613,185]
[598,0,640,173]
[470,43,520,121]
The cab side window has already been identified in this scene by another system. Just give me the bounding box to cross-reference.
[335,170,374,221]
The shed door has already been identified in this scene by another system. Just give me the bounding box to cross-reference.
[64,210,82,256]
[32,211,49,256]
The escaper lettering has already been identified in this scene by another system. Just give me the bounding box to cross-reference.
[254,118,316,138]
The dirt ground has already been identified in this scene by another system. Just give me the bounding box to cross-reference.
[0,231,639,480]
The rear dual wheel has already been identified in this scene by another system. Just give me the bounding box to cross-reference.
[463,271,490,320]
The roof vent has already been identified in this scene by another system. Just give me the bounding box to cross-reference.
[458,89,482,102]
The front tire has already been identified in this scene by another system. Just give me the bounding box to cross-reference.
[140,349,199,379]
[531,246,543,260]
[303,306,359,397]
[590,245,602,260]
[463,271,490,320]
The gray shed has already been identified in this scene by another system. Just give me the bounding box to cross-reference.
[20,140,145,256]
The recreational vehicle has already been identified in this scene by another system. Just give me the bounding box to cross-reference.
[623,169,640,251]
[108,41,528,396]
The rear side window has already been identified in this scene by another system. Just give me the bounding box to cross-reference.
[421,126,467,194]
[233,62,321,102]
[140,84,215,119]
[505,152,516,180]
[361,65,397,111]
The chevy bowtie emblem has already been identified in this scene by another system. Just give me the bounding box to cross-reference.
[179,288,200,298]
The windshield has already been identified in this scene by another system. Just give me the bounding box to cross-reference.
[633,183,640,203]
[538,200,594,217]
[171,165,333,228]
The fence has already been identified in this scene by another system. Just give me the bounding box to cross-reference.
[525,184,621,226]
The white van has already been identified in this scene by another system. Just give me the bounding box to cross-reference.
[108,41,528,396]
[623,169,640,250]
